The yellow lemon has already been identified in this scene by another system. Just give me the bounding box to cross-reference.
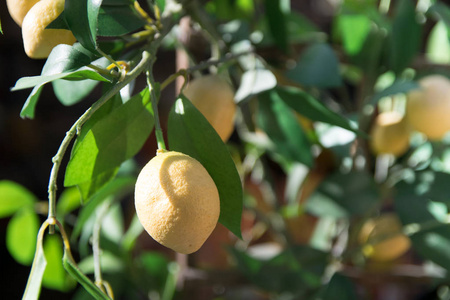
[369,111,410,156]
[183,75,236,142]
[134,150,220,254]
[406,75,450,140]
[6,0,40,27]
[359,213,411,262]
[22,0,76,59]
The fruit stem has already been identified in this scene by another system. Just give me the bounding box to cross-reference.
[147,70,167,151]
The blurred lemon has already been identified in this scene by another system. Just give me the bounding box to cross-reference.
[369,111,410,156]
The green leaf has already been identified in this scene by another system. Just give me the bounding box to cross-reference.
[63,251,111,300]
[0,180,37,218]
[388,0,422,74]
[0,17,3,34]
[72,177,136,239]
[371,80,419,105]
[155,0,166,13]
[6,208,39,265]
[56,187,82,218]
[19,85,43,119]
[64,88,153,187]
[76,169,119,203]
[263,0,289,52]
[122,214,144,251]
[168,96,243,238]
[52,78,99,106]
[42,44,99,75]
[22,224,47,300]
[46,11,69,30]
[306,171,380,218]
[78,251,125,274]
[426,21,450,64]
[42,235,76,292]
[395,182,450,270]
[65,0,102,53]
[428,2,450,32]
[336,13,372,55]
[272,86,362,135]
[97,5,146,36]
[286,43,342,88]
[319,273,358,300]
[257,90,313,167]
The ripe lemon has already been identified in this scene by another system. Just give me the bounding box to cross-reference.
[183,75,236,142]
[358,213,411,262]
[406,75,450,140]
[6,0,40,27]
[369,111,410,156]
[22,0,76,59]
[134,150,220,254]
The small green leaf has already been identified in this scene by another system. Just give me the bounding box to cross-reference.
[121,214,144,252]
[388,0,422,74]
[155,0,166,13]
[257,90,313,166]
[42,235,76,292]
[336,14,372,55]
[97,5,146,36]
[0,17,3,34]
[19,85,43,119]
[426,21,450,64]
[65,0,102,53]
[6,208,40,265]
[286,43,342,88]
[56,187,82,218]
[64,88,153,187]
[42,44,99,75]
[22,224,48,300]
[263,0,289,52]
[168,96,243,238]
[0,180,37,218]
[77,251,125,274]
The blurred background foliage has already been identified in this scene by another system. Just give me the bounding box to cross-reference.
[2,0,450,299]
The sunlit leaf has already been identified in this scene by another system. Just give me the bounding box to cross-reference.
[168,96,243,238]
[336,13,371,55]
[0,180,37,218]
[6,208,39,265]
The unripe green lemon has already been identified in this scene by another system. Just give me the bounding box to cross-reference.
[369,111,410,156]
[6,0,40,27]
[406,75,450,140]
[183,75,236,142]
[22,0,76,59]
[359,213,411,262]
[134,150,220,254]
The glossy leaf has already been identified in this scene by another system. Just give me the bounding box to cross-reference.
[286,43,342,88]
[22,224,47,300]
[0,180,37,218]
[64,88,153,187]
[168,96,243,238]
[263,0,288,52]
[65,0,102,53]
[235,69,277,103]
[42,235,76,292]
[271,86,362,135]
[6,208,39,265]
[52,78,99,106]
[56,187,83,218]
[388,0,422,74]
[257,90,313,166]
[98,5,146,36]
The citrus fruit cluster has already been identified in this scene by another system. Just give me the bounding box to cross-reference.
[370,75,450,156]
[7,0,76,59]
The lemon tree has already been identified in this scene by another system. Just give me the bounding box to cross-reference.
[2,0,450,299]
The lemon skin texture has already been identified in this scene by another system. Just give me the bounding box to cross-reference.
[134,151,220,254]
[359,214,411,262]
[22,0,76,59]
[406,75,450,140]
[6,0,41,27]
[183,75,236,142]
[369,111,410,156]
